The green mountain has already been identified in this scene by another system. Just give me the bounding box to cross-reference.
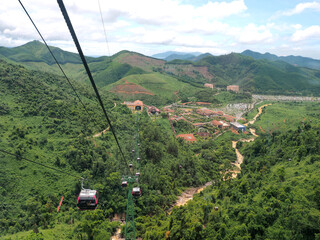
[0,58,230,239]
[1,41,320,98]
[0,40,96,65]
[241,49,320,71]
[198,53,320,95]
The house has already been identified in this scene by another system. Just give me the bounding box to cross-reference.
[148,106,160,114]
[196,132,212,138]
[227,85,239,93]
[204,83,214,89]
[211,120,230,129]
[196,108,216,117]
[196,102,211,105]
[215,111,224,116]
[193,123,207,127]
[230,122,246,132]
[222,114,236,122]
[124,100,144,111]
[177,134,197,142]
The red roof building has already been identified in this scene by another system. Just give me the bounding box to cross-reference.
[223,114,236,122]
[177,134,197,142]
[211,120,230,129]
[196,108,216,116]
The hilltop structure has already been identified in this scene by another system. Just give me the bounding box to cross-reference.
[204,83,214,89]
[227,85,239,93]
[124,100,144,111]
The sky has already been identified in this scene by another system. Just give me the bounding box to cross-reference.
[1,0,320,59]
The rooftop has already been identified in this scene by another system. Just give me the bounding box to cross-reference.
[177,134,197,142]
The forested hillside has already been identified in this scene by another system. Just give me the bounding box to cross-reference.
[0,59,238,239]
[138,123,320,239]
[198,53,320,95]
[2,42,320,99]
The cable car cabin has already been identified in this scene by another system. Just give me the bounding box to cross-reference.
[137,157,140,161]
[77,189,98,210]
[129,163,133,168]
[132,187,141,197]
[121,181,128,187]
[136,172,140,177]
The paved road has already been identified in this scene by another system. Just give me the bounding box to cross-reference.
[253,94,320,102]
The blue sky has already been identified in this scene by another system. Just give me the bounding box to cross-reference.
[1,0,320,58]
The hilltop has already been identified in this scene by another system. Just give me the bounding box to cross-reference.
[241,49,320,71]
[1,41,320,101]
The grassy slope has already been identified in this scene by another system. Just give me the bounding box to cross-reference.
[249,102,320,134]
[105,72,200,104]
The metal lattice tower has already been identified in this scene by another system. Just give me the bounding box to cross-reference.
[124,178,137,240]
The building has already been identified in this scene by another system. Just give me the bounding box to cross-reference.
[204,83,214,89]
[227,85,239,93]
[177,134,197,143]
[196,102,211,105]
[196,132,212,138]
[230,122,246,132]
[193,123,207,127]
[124,100,144,111]
[196,108,217,117]
[148,106,160,114]
[222,114,236,122]
[211,120,230,129]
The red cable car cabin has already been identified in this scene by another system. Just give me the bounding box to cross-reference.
[132,187,141,197]
[77,189,98,210]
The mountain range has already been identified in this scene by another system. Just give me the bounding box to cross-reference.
[241,49,320,71]
[1,41,320,98]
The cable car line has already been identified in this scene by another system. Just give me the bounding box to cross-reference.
[0,148,80,179]
[98,0,112,57]
[57,0,127,167]
[17,0,97,129]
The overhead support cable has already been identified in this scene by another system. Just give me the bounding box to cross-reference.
[0,149,80,179]
[57,0,127,165]
[97,0,112,57]
[18,0,96,126]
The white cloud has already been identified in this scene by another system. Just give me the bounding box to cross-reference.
[291,25,320,42]
[271,1,320,19]
[282,1,320,16]
[237,24,273,44]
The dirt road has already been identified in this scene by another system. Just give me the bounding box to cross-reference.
[231,103,272,177]
[93,128,109,138]
[111,228,123,240]
[245,103,272,126]
[168,182,212,211]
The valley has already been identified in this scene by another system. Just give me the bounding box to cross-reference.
[1,41,320,240]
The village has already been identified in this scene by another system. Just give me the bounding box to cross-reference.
[123,85,250,143]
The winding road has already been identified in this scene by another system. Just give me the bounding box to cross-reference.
[171,103,273,208]
[231,103,272,177]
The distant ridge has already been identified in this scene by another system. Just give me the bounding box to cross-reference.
[0,40,99,65]
[241,49,320,71]
[152,51,201,59]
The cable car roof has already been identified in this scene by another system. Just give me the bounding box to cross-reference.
[79,189,97,196]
